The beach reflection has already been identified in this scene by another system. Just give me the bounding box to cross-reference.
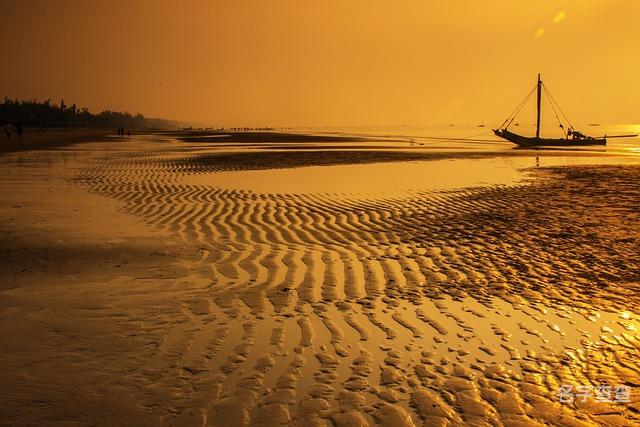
[185,154,639,196]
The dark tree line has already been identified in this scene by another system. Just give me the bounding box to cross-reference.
[1,97,173,129]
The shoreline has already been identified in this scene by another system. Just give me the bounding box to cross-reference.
[0,128,116,153]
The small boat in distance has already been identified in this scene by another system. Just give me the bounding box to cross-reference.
[494,74,606,147]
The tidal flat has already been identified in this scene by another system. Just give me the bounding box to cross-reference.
[1,133,639,426]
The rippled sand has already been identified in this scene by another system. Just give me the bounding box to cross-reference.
[1,136,639,426]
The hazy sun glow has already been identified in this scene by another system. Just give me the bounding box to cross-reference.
[553,11,567,24]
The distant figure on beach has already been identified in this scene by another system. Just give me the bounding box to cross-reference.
[4,123,12,142]
[15,122,23,142]
[127,129,130,137]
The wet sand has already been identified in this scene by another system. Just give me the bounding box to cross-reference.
[0,128,114,153]
[1,135,639,426]
[176,131,374,143]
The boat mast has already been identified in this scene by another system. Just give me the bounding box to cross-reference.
[536,73,542,139]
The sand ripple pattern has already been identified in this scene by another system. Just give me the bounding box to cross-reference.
[75,150,640,426]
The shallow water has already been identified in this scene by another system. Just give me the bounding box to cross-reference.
[185,155,640,196]
[302,123,640,154]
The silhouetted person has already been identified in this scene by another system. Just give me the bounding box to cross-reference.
[15,122,23,142]
[4,123,12,142]
[127,129,130,137]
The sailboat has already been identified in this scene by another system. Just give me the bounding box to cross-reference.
[494,74,606,147]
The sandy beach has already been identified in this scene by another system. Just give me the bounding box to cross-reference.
[0,128,115,153]
[1,132,639,426]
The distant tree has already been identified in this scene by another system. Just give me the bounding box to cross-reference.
[0,97,169,129]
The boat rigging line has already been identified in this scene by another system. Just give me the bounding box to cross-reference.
[498,83,538,130]
[407,132,505,144]
[542,82,574,131]
[542,83,568,137]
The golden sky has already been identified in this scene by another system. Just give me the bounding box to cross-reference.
[1,0,638,126]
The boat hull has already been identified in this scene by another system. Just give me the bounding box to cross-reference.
[494,129,606,147]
